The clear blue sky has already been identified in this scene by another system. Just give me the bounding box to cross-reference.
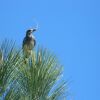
[0,0,99,100]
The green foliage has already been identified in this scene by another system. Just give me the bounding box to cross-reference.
[0,40,68,100]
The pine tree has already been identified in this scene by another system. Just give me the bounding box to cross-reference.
[0,40,68,100]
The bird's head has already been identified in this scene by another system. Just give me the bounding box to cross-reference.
[26,28,36,37]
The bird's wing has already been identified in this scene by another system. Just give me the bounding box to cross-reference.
[22,37,29,52]
[33,38,36,47]
[22,37,26,49]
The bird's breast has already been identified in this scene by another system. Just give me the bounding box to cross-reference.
[26,37,35,49]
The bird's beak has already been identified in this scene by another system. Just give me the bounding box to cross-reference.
[31,28,36,32]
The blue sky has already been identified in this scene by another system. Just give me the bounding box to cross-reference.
[0,0,100,99]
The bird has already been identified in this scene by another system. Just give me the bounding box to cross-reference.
[22,28,36,58]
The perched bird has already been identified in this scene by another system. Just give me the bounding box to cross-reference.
[22,28,36,58]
